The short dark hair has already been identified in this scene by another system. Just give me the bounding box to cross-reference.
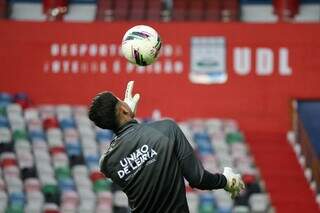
[88,92,119,131]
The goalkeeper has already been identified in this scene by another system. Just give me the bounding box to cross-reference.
[88,81,245,213]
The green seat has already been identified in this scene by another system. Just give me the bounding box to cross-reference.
[5,205,24,213]
[226,132,244,144]
[42,184,60,204]
[0,107,6,116]
[55,167,71,180]
[12,130,28,141]
[42,184,59,195]
[93,179,111,192]
[199,204,216,213]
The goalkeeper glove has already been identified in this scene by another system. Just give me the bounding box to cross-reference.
[223,167,245,199]
[124,81,140,115]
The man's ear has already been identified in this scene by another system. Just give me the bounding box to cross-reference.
[119,103,130,115]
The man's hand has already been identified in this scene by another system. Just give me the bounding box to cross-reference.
[223,167,245,199]
[124,81,140,115]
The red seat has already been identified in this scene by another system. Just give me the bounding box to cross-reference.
[189,0,205,20]
[96,0,114,21]
[50,146,66,155]
[0,0,8,19]
[43,117,59,130]
[129,0,146,20]
[273,0,299,21]
[221,0,239,21]
[43,0,68,21]
[172,0,189,21]
[146,0,162,21]
[1,158,17,168]
[90,170,105,182]
[114,0,130,20]
[205,0,222,21]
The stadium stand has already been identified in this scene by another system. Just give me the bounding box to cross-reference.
[4,0,320,22]
[0,92,272,213]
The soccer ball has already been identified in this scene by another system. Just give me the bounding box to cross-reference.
[121,25,162,66]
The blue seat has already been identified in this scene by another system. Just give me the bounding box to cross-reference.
[96,129,113,141]
[14,92,29,101]
[0,116,9,127]
[66,143,82,156]
[59,118,76,129]
[217,207,232,213]
[58,178,76,192]
[9,192,25,206]
[85,155,99,169]
[29,130,46,141]
[199,192,216,213]
[0,92,13,103]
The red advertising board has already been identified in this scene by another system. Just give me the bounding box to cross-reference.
[1,21,320,133]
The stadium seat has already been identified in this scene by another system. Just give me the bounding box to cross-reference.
[146,0,162,20]
[205,0,222,21]
[113,0,130,20]
[172,0,189,21]
[0,93,272,212]
[189,0,205,20]
[248,193,270,212]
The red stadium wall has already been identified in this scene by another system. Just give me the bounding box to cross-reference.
[1,21,320,134]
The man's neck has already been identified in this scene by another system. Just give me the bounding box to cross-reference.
[115,118,137,135]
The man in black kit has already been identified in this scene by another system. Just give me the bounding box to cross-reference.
[89,81,245,213]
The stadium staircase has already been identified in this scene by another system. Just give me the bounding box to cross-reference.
[246,131,319,213]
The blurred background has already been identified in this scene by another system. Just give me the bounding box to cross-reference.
[0,0,320,213]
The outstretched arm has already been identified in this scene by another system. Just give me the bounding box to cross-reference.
[172,121,244,197]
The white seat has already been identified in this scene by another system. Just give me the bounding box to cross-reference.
[25,203,42,213]
[0,191,8,212]
[15,140,31,152]
[97,191,112,205]
[26,191,44,204]
[214,190,233,210]
[48,138,64,148]
[78,202,95,213]
[95,204,112,213]
[24,108,40,121]
[24,178,41,192]
[113,190,129,207]
[224,119,239,131]
[60,203,77,213]
[7,103,22,115]
[78,188,95,201]
[7,113,24,123]
[0,152,16,162]
[233,205,250,213]
[47,128,63,140]
[16,150,33,163]
[186,191,198,213]
[0,128,11,142]
[34,151,51,163]
[52,153,69,168]
[249,193,270,212]
[61,191,79,206]
[6,178,23,194]
[32,140,49,152]
[73,105,88,115]
[43,203,59,211]
[72,165,88,177]
[82,145,98,157]
[36,162,53,174]
[3,166,20,178]
[39,174,56,185]
[64,129,79,140]
[0,178,5,191]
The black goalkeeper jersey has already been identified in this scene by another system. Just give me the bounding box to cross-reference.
[99,119,226,213]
